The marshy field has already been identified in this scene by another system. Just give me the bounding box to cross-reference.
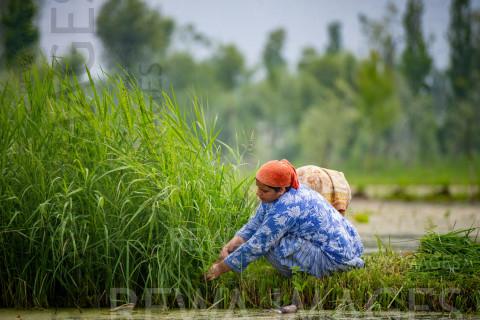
[1,68,479,319]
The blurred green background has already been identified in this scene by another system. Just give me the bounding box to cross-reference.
[1,0,479,186]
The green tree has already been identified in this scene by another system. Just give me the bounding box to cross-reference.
[441,0,480,159]
[297,47,324,109]
[356,52,397,127]
[470,9,480,89]
[299,92,359,166]
[359,3,399,69]
[210,44,245,90]
[298,47,317,70]
[0,1,5,66]
[469,10,480,156]
[298,48,356,94]
[397,83,440,162]
[326,21,342,54]
[401,0,432,94]
[163,52,198,91]
[262,28,286,85]
[448,0,473,99]
[0,0,39,68]
[177,24,212,50]
[354,52,400,164]
[54,45,86,77]
[96,0,174,73]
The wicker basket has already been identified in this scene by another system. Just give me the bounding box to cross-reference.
[297,165,351,215]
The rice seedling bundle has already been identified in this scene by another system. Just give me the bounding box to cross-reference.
[0,66,254,307]
[410,228,480,281]
[405,229,480,312]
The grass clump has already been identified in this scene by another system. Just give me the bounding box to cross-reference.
[409,228,480,283]
[0,66,254,308]
[405,228,480,312]
[352,211,371,224]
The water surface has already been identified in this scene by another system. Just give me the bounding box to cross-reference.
[2,309,478,320]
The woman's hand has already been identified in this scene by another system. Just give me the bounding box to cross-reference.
[219,245,231,260]
[219,236,245,260]
[207,236,244,280]
[205,261,231,281]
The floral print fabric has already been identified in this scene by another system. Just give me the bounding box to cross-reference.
[224,184,364,277]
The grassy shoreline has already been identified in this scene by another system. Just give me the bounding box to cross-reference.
[125,230,479,313]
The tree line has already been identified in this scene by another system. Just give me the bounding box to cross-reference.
[1,0,479,172]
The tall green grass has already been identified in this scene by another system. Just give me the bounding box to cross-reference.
[1,67,479,312]
[0,66,254,307]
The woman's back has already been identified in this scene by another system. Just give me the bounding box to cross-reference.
[263,184,363,265]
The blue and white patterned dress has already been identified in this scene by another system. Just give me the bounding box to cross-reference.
[224,184,364,278]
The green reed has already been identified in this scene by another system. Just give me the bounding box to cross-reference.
[0,66,254,307]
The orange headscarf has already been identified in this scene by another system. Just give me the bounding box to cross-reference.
[256,159,300,189]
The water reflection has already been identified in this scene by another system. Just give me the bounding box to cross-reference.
[2,309,477,320]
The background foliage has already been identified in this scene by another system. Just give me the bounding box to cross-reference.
[1,0,479,185]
